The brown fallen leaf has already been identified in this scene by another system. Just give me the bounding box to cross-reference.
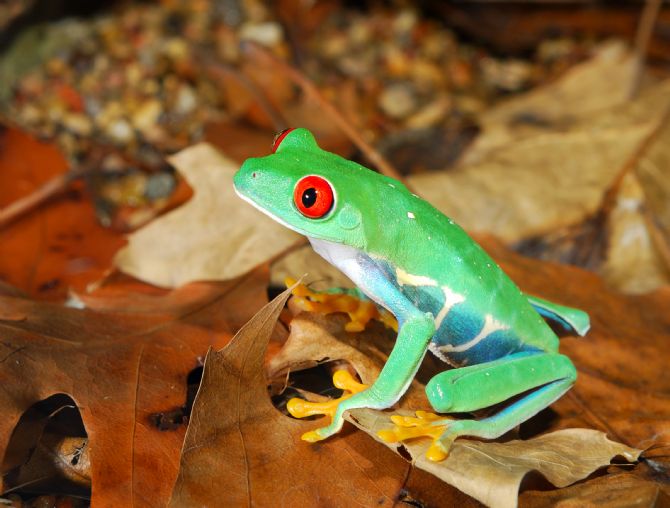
[0,127,125,301]
[114,143,301,287]
[408,79,670,244]
[601,172,670,293]
[462,42,638,165]
[0,267,268,506]
[348,409,639,508]
[169,285,478,506]
[519,468,668,507]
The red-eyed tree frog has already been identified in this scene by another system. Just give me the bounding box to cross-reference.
[233,128,589,461]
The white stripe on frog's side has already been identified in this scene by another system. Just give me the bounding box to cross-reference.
[434,287,466,329]
[438,314,509,354]
[395,267,437,287]
[395,267,465,329]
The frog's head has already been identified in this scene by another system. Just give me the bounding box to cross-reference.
[234,128,373,248]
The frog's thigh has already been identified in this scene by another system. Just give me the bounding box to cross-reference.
[426,352,576,414]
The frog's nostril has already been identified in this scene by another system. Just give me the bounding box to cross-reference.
[252,172,257,179]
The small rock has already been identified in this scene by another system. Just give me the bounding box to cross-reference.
[238,22,283,47]
[132,99,162,132]
[406,95,451,129]
[63,112,93,136]
[379,82,418,119]
[174,85,197,115]
[145,172,176,200]
[107,119,135,143]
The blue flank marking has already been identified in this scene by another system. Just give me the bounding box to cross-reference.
[367,258,542,366]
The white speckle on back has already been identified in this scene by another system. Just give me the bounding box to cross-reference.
[388,183,395,188]
[407,211,415,219]
[439,314,509,353]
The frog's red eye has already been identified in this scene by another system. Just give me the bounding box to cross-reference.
[293,175,334,219]
[272,128,295,153]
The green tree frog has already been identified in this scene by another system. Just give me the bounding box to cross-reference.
[234,128,588,461]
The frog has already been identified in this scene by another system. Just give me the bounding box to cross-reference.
[233,128,589,461]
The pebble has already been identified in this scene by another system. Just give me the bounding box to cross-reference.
[238,22,283,46]
[174,85,197,115]
[132,99,162,132]
[145,172,176,200]
[63,112,93,136]
[379,82,418,119]
[107,118,135,143]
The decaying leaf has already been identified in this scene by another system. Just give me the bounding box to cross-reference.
[0,128,125,300]
[114,143,301,287]
[519,469,669,507]
[462,41,638,164]
[0,267,268,506]
[170,285,475,506]
[348,409,639,508]
[408,79,670,244]
[601,172,670,293]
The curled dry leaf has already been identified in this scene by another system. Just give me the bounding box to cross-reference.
[170,285,475,507]
[114,143,301,287]
[347,409,639,508]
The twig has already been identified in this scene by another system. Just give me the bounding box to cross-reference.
[629,0,662,100]
[202,58,288,132]
[242,41,408,186]
[0,169,84,229]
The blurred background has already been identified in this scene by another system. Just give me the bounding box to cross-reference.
[1,0,669,297]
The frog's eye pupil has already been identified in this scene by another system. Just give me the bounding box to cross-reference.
[301,188,317,208]
[294,175,334,219]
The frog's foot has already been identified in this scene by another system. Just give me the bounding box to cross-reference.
[377,410,456,462]
[287,370,368,442]
[286,278,397,332]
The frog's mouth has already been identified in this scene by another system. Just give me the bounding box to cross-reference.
[234,185,308,237]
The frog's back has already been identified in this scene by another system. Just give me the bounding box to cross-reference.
[363,183,559,365]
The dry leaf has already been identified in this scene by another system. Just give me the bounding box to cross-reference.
[462,42,637,164]
[348,409,639,508]
[408,80,670,244]
[0,128,125,300]
[520,469,668,508]
[0,267,268,506]
[601,172,670,293]
[114,143,301,287]
[169,286,475,506]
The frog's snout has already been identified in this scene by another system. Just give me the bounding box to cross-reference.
[233,159,260,195]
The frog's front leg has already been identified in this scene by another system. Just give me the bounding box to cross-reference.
[293,312,435,441]
[288,253,436,441]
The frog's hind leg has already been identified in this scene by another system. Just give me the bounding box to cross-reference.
[379,352,576,461]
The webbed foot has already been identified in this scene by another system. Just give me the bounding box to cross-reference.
[287,370,368,442]
[378,410,456,461]
[286,278,397,332]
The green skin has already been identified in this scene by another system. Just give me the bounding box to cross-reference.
[234,128,588,454]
